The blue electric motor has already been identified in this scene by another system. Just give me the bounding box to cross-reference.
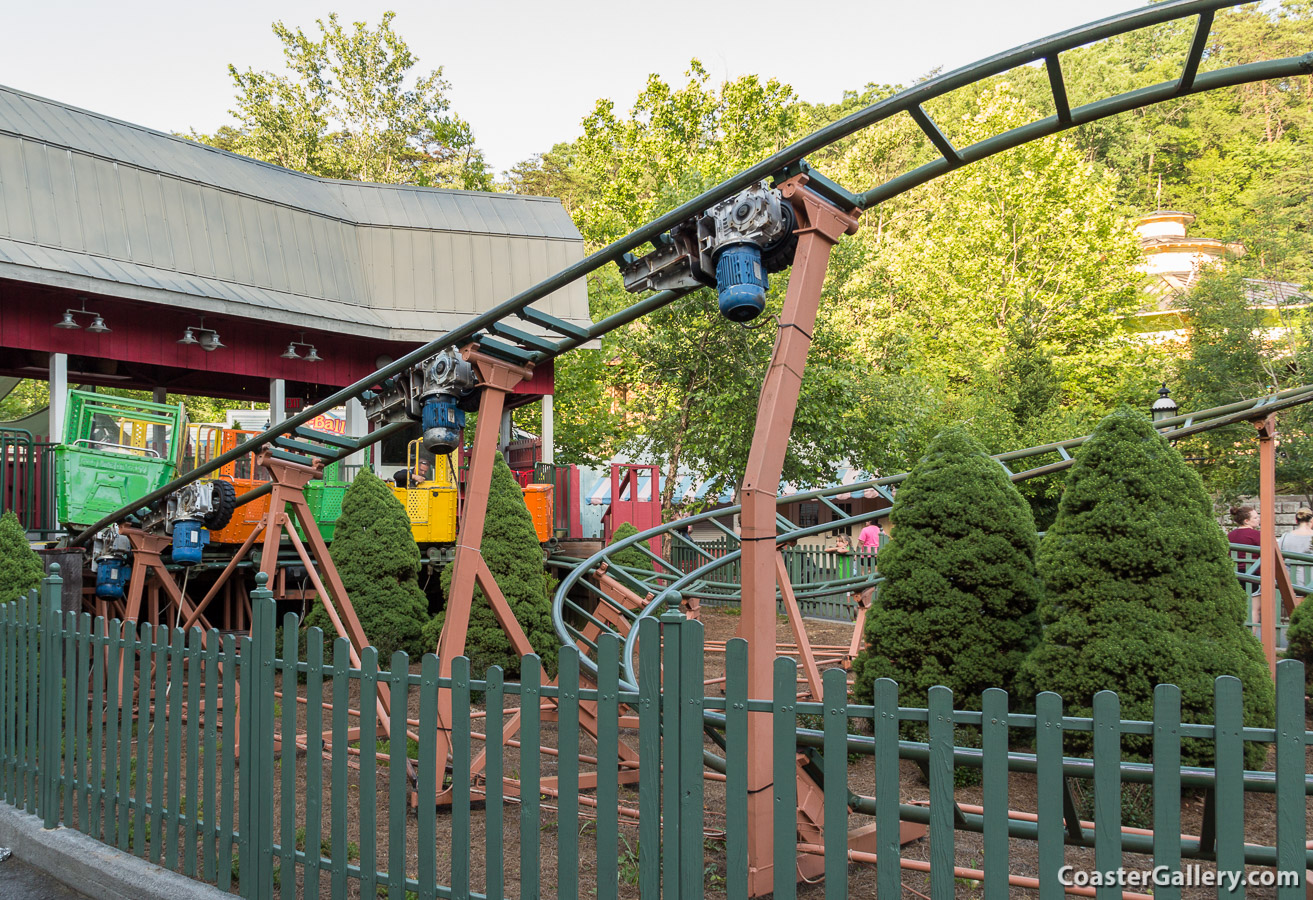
[172,520,210,565]
[422,396,466,455]
[95,557,130,599]
[715,244,768,322]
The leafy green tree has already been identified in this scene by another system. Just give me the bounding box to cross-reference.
[851,428,1041,710]
[422,454,557,677]
[0,510,43,605]
[0,380,50,422]
[828,84,1165,480]
[1172,271,1313,499]
[515,63,867,506]
[201,12,490,189]
[306,469,426,659]
[1021,408,1275,767]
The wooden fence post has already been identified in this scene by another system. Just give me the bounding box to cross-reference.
[242,574,277,899]
[659,608,685,896]
[40,564,62,829]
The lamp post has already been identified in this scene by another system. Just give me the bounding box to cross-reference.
[1151,383,1178,424]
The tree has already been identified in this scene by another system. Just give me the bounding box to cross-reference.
[1171,271,1313,500]
[830,84,1163,481]
[1283,597,1313,688]
[517,63,867,508]
[422,453,557,677]
[201,12,490,189]
[306,469,427,659]
[851,428,1041,710]
[0,510,43,605]
[1021,407,1275,767]
[0,380,49,422]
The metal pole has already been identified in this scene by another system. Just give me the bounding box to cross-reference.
[1258,415,1278,677]
[736,178,857,894]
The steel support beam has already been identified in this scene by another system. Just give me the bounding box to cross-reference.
[433,350,538,793]
[1257,415,1278,677]
[736,176,858,895]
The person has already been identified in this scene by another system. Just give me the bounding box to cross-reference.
[1228,505,1261,624]
[857,520,882,550]
[826,533,853,579]
[1279,507,1313,590]
[394,457,431,488]
[1228,505,1261,556]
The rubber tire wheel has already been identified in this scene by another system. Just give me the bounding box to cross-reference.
[203,480,237,531]
[760,200,798,274]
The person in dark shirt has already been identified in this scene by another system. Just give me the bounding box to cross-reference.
[394,457,431,488]
[1227,505,1261,626]
[1227,505,1261,554]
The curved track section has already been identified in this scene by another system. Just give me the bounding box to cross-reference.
[552,386,1313,691]
[69,0,1313,549]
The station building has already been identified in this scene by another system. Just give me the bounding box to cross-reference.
[0,84,591,472]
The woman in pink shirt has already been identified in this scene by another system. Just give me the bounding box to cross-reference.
[857,521,882,550]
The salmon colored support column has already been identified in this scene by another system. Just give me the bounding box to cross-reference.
[433,350,536,786]
[1257,415,1278,677]
[736,176,858,895]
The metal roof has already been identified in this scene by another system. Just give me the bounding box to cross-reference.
[0,85,590,342]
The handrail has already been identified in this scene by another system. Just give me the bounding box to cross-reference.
[68,438,161,459]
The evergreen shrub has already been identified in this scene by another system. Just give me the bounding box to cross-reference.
[0,509,42,605]
[607,522,654,572]
[422,453,558,678]
[1020,407,1275,767]
[851,427,1041,710]
[1283,598,1313,687]
[306,469,427,659]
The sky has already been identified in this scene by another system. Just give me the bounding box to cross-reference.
[2,0,1148,178]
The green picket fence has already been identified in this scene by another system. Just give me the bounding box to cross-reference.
[2,569,1310,899]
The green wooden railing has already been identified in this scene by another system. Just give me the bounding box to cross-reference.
[669,540,882,621]
[2,569,1310,899]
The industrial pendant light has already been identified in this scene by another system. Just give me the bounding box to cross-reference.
[280,332,323,363]
[54,298,110,332]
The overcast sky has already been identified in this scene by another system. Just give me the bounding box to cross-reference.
[2,0,1148,177]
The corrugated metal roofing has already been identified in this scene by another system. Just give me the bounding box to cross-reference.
[0,84,590,341]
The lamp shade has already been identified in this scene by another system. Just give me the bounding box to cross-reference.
[177,329,199,345]
[280,343,300,360]
[304,346,323,363]
[55,311,80,329]
[86,315,111,334]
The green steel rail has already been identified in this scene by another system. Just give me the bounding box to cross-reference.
[68,0,1313,547]
[550,389,1313,870]
[551,384,1313,691]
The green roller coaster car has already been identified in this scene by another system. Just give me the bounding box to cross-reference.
[54,390,187,530]
[300,457,355,543]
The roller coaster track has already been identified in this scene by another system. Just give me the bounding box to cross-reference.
[68,0,1313,550]
[55,0,1313,883]
[552,385,1313,691]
